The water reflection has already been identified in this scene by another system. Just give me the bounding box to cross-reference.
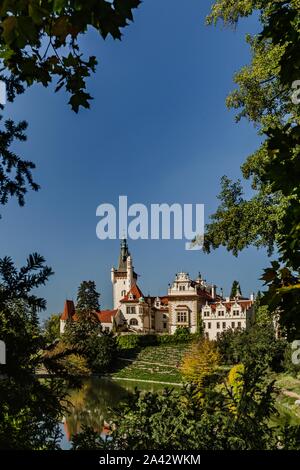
[63,378,130,444]
[62,377,169,448]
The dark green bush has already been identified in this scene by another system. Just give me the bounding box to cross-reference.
[116,334,141,350]
[117,330,196,350]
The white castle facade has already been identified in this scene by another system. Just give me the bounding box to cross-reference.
[109,240,254,339]
[60,240,254,339]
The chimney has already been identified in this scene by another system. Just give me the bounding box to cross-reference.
[211,285,216,299]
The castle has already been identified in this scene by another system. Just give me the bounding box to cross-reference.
[60,239,254,339]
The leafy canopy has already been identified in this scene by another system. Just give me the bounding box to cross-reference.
[206,0,300,339]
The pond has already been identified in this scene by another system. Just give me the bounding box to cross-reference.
[60,377,169,449]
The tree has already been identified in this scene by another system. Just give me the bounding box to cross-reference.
[230,280,242,299]
[205,1,300,339]
[0,0,141,214]
[216,323,286,372]
[226,364,245,414]
[76,280,100,316]
[0,254,68,449]
[173,326,191,342]
[180,339,220,397]
[43,313,60,343]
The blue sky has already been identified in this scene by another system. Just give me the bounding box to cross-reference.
[0,0,269,320]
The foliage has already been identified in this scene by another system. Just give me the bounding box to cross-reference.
[230,280,242,299]
[227,364,245,414]
[205,0,300,339]
[76,280,100,315]
[180,339,220,396]
[216,323,286,371]
[0,254,71,449]
[43,313,60,343]
[116,331,196,351]
[0,0,141,214]
[64,314,116,374]
[116,334,141,350]
[73,359,300,450]
[0,113,39,214]
[174,326,191,341]
[43,340,90,377]
[0,0,141,112]
[283,342,300,378]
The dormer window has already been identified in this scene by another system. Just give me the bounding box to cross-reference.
[218,310,225,317]
[129,293,134,300]
[179,285,186,291]
[233,309,240,316]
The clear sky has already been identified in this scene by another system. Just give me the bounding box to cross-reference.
[0,0,270,321]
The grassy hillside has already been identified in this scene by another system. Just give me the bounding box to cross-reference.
[111,343,191,384]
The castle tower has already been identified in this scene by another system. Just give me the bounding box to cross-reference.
[111,239,137,309]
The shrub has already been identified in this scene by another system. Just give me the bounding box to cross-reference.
[173,326,191,342]
[117,331,196,350]
[180,339,220,396]
[116,334,141,350]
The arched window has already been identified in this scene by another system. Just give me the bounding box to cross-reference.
[121,290,126,297]
[129,318,138,326]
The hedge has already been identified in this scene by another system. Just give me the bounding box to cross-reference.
[117,330,200,350]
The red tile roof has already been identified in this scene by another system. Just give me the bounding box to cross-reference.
[97,309,118,323]
[61,300,75,320]
[207,299,253,312]
[60,300,118,325]
[120,284,144,302]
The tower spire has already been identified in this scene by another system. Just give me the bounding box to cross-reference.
[118,238,130,271]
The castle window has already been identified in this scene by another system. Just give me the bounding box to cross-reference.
[208,322,211,329]
[177,311,187,323]
[129,318,138,326]
[222,322,226,329]
[126,306,136,314]
[121,290,126,297]
[204,310,210,317]
[179,285,186,291]
[218,310,225,317]
[217,322,220,329]
[231,322,235,328]
[233,309,240,316]
[238,321,242,328]
[163,322,167,329]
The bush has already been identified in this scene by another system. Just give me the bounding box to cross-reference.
[173,326,191,342]
[117,331,196,350]
[87,333,116,373]
[216,324,286,371]
[116,334,141,350]
[283,342,300,377]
